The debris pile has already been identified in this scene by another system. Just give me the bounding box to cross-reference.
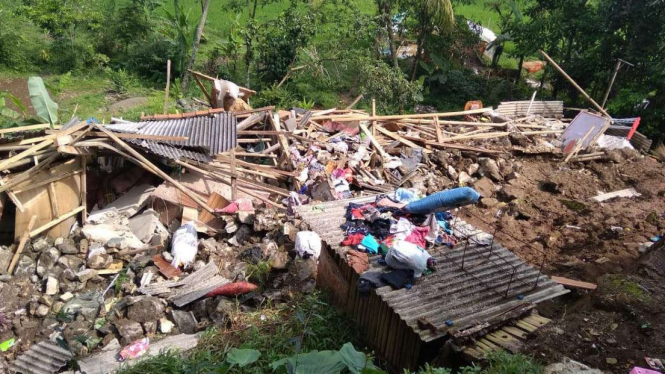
[0,72,661,372]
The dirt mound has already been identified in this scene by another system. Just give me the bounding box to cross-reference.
[526,239,665,373]
[462,154,665,281]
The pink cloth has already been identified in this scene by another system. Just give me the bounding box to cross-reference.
[404,226,430,248]
[630,368,661,374]
[118,338,149,361]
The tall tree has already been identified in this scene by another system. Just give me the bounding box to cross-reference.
[407,0,455,81]
[375,0,400,68]
[181,0,211,91]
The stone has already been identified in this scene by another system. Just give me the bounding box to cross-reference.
[37,247,60,277]
[479,197,499,209]
[32,237,50,252]
[606,338,617,345]
[14,255,36,277]
[106,237,127,250]
[478,157,503,182]
[39,295,53,307]
[143,321,157,335]
[472,177,495,198]
[78,239,89,256]
[293,258,317,281]
[0,247,12,271]
[44,276,59,295]
[31,273,41,283]
[215,297,237,315]
[0,274,12,282]
[159,318,174,334]
[60,268,77,281]
[162,251,174,262]
[127,297,165,323]
[238,211,255,225]
[268,251,289,270]
[62,293,102,320]
[509,132,529,147]
[114,319,144,344]
[57,239,79,255]
[467,163,480,176]
[82,224,144,250]
[458,171,472,185]
[35,304,50,317]
[102,338,121,352]
[605,358,617,365]
[193,260,206,271]
[77,269,99,283]
[171,310,198,334]
[88,253,113,270]
[58,255,86,271]
[59,292,74,302]
[128,209,160,243]
[446,165,458,181]
[52,301,64,314]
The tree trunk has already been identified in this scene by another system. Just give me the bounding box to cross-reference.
[181,0,211,91]
[515,54,524,83]
[387,18,399,68]
[410,34,424,81]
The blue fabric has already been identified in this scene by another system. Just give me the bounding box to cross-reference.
[394,188,420,203]
[405,187,480,215]
[360,235,380,254]
[435,212,453,234]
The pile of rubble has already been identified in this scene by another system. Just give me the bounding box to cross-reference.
[0,70,654,372]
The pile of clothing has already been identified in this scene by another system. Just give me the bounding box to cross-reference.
[341,187,481,295]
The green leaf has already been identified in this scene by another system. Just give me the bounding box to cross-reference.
[339,343,376,374]
[270,350,345,374]
[28,77,58,126]
[226,348,261,367]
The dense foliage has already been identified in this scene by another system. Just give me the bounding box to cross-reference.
[0,0,662,140]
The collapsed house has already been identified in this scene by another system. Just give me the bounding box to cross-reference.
[0,67,656,373]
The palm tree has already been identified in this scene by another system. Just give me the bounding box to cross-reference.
[409,0,455,81]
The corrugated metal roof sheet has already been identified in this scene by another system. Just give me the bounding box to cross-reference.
[295,197,568,343]
[129,140,211,163]
[107,113,237,156]
[10,341,73,374]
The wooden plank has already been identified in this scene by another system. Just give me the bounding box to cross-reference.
[522,315,552,327]
[515,320,539,332]
[526,314,552,325]
[0,124,51,134]
[8,215,37,274]
[30,206,84,238]
[0,121,87,171]
[479,338,501,351]
[11,169,82,194]
[359,122,389,160]
[486,331,522,352]
[311,107,492,121]
[198,192,230,224]
[374,125,432,153]
[502,326,528,339]
[47,183,60,217]
[550,276,598,290]
[81,156,87,223]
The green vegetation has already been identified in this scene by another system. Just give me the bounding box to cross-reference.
[114,292,543,374]
[3,0,662,139]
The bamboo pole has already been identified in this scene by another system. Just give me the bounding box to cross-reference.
[8,215,37,274]
[311,107,492,122]
[538,50,610,118]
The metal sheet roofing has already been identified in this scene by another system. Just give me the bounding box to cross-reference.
[107,112,237,156]
[295,196,568,343]
[10,341,73,374]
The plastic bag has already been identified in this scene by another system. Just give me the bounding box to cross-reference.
[171,221,198,268]
[118,337,149,361]
[295,231,322,259]
[385,240,431,277]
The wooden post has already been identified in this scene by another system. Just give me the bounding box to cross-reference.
[164,59,171,114]
[230,148,237,201]
[81,155,87,223]
[538,50,610,117]
[345,94,364,110]
[8,215,37,274]
[371,98,376,137]
[90,123,216,214]
[434,117,443,143]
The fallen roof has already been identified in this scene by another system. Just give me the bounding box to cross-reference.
[10,341,74,374]
[295,196,569,342]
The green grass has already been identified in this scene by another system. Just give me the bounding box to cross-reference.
[456,1,503,33]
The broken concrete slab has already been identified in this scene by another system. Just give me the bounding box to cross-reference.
[75,334,200,374]
[171,310,198,334]
[129,209,160,243]
[81,223,145,250]
[104,183,155,218]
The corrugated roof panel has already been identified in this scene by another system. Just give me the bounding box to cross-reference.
[10,341,73,374]
[295,197,568,343]
[107,113,237,156]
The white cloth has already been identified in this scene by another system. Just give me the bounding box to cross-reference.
[385,240,431,277]
[390,217,415,241]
